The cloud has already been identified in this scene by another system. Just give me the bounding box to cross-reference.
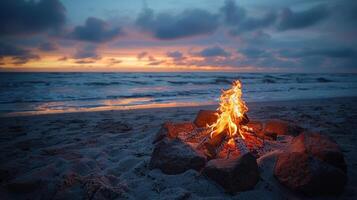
[231,12,277,35]
[220,0,246,25]
[0,42,40,65]
[221,0,276,35]
[277,4,329,31]
[107,58,122,66]
[148,60,165,66]
[167,51,184,59]
[38,42,57,51]
[70,17,123,43]
[148,55,156,62]
[239,48,271,58]
[197,46,231,57]
[332,1,357,25]
[0,0,66,36]
[73,44,100,60]
[239,30,271,44]
[137,52,148,60]
[279,47,356,58]
[136,8,219,40]
[58,56,68,61]
[74,60,96,64]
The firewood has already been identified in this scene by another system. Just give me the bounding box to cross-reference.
[204,132,227,158]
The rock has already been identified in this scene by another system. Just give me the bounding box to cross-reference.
[264,119,303,137]
[202,153,259,193]
[194,110,218,128]
[247,120,275,141]
[274,152,347,195]
[290,132,347,172]
[274,132,347,195]
[150,138,206,174]
[153,122,195,144]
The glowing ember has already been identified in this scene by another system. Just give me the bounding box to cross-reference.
[209,80,249,142]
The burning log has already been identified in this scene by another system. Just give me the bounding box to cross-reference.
[203,131,227,159]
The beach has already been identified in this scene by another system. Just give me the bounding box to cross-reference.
[0,96,356,199]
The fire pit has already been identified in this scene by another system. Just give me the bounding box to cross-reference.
[149,80,347,195]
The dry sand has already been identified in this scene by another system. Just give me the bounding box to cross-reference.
[0,97,356,199]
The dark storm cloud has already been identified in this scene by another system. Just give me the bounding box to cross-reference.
[197,46,231,57]
[70,17,123,43]
[38,42,58,51]
[0,43,40,65]
[0,0,66,36]
[73,45,100,59]
[277,4,329,31]
[136,8,219,40]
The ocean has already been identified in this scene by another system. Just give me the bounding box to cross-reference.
[1,72,357,116]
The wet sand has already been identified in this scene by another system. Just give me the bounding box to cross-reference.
[0,97,356,199]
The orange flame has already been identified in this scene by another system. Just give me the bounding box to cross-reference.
[209,80,248,140]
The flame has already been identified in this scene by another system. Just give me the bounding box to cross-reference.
[209,80,248,140]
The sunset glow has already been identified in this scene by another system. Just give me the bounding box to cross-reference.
[1,0,356,72]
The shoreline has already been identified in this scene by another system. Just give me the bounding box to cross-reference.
[2,95,357,118]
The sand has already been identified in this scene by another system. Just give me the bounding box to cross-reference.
[0,97,356,199]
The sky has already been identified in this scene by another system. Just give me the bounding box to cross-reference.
[0,0,356,72]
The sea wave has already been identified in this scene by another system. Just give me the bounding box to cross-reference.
[1,72,356,114]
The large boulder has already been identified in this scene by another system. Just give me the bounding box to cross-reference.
[290,133,347,172]
[274,132,347,195]
[202,153,259,193]
[193,110,218,128]
[150,138,206,174]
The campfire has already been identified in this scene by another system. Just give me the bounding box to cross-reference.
[150,79,347,195]
[197,80,263,159]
